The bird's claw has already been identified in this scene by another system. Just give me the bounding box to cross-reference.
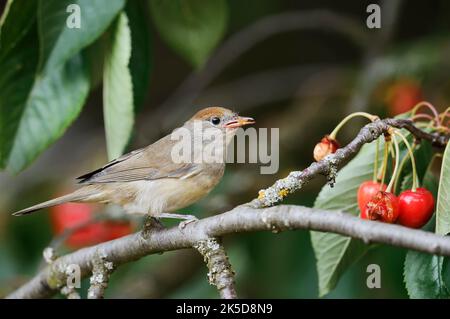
[178,218,198,230]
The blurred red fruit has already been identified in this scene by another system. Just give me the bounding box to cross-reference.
[386,80,423,116]
[397,188,435,228]
[50,202,132,249]
[357,181,387,213]
[364,191,400,223]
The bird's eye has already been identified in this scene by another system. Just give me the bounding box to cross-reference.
[211,117,221,125]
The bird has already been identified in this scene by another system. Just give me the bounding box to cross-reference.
[12,107,255,227]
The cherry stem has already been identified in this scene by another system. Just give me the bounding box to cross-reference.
[413,111,450,133]
[435,125,450,133]
[389,142,396,159]
[415,122,434,130]
[411,114,435,122]
[394,130,418,191]
[411,101,441,126]
[373,138,380,182]
[329,112,378,139]
[392,143,415,193]
[386,135,400,193]
[439,107,450,122]
[380,139,390,189]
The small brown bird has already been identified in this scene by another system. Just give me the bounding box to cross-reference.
[13,107,255,226]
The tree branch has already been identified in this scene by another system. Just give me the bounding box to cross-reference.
[252,118,448,208]
[87,251,115,299]
[194,238,237,299]
[7,204,450,299]
[60,286,80,299]
[5,118,448,299]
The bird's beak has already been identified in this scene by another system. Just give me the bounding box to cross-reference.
[224,116,255,128]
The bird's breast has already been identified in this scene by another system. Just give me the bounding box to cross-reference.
[114,163,225,215]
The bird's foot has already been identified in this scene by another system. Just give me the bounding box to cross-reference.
[157,213,198,230]
[178,216,199,230]
[141,216,164,239]
[145,216,164,229]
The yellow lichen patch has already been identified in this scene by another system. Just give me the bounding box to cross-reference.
[258,190,265,200]
[278,189,289,198]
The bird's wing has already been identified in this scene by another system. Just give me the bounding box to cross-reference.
[77,135,200,184]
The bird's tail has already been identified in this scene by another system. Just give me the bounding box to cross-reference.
[12,188,96,216]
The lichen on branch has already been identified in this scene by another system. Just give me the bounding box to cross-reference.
[194,238,237,299]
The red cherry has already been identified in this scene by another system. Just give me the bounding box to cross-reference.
[313,135,340,161]
[50,202,133,248]
[364,191,400,223]
[357,181,387,213]
[397,188,435,228]
[360,207,369,219]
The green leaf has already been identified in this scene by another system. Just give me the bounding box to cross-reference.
[1,0,125,172]
[2,52,90,173]
[103,12,134,160]
[126,0,152,111]
[436,142,450,236]
[38,0,125,73]
[311,138,385,297]
[0,4,90,172]
[311,232,368,297]
[149,0,228,68]
[422,164,439,199]
[443,259,450,290]
[0,0,37,59]
[403,147,449,299]
[404,251,450,298]
[0,18,38,168]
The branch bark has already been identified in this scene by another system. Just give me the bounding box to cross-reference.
[194,238,237,299]
[5,118,449,299]
[7,204,450,299]
[87,251,114,299]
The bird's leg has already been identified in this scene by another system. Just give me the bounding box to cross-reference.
[158,213,199,229]
[142,215,165,238]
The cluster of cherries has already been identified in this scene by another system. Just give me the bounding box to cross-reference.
[357,180,434,228]
[313,102,449,229]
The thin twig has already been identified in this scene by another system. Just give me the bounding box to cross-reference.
[194,64,342,113]
[194,238,237,299]
[87,251,115,299]
[60,285,80,299]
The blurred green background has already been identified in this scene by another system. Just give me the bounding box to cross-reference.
[1,0,449,298]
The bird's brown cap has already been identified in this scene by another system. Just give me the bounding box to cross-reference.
[190,106,235,121]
